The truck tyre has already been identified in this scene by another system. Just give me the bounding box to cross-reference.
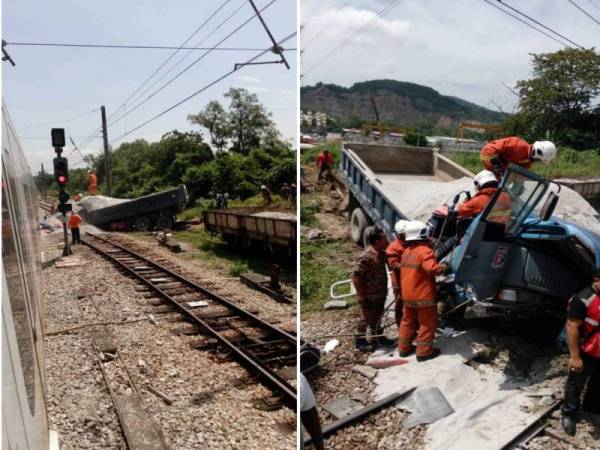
[350,207,370,245]
[362,225,374,248]
[134,216,152,231]
[156,216,173,230]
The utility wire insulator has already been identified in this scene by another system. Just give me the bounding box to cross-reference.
[2,40,16,66]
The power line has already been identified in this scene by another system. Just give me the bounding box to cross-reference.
[481,0,571,47]
[302,0,352,51]
[107,0,278,129]
[18,108,99,130]
[116,0,250,115]
[303,0,402,77]
[567,0,600,27]
[4,41,292,51]
[70,1,237,153]
[584,0,600,11]
[497,0,585,49]
[109,31,296,147]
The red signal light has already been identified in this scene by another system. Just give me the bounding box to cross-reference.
[58,175,67,184]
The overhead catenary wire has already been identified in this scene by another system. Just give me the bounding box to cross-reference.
[584,0,600,11]
[4,41,292,51]
[302,0,352,51]
[106,0,278,129]
[303,0,402,77]
[497,0,585,49]
[481,0,571,48]
[18,108,99,130]
[108,31,296,147]
[567,0,600,27]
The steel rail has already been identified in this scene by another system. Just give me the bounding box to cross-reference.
[81,232,296,408]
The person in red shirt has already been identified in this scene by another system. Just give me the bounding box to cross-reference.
[87,169,98,195]
[480,137,556,179]
[316,149,334,182]
[398,221,449,361]
[67,211,82,244]
[386,219,409,324]
[561,272,600,436]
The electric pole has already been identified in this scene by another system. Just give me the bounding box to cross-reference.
[100,105,111,196]
[40,163,46,200]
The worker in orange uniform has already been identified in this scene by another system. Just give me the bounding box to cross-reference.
[352,227,394,351]
[386,219,410,324]
[68,210,82,245]
[87,169,98,195]
[457,170,499,218]
[398,221,449,361]
[480,137,556,179]
[316,148,334,182]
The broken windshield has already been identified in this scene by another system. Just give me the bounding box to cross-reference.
[485,168,549,235]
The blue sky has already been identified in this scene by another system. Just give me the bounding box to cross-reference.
[301,0,598,112]
[3,0,297,172]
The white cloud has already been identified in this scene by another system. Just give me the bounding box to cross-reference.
[301,0,596,111]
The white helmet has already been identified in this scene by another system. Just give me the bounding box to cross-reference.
[532,141,557,164]
[394,219,410,235]
[473,170,498,191]
[404,221,429,242]
[261,185,267,190]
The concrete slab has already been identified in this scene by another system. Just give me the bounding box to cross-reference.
[398,387,454,428]
[323,300,348,310]
[322,397,364,420]
[352,364,377,380]
[372,329,536,450]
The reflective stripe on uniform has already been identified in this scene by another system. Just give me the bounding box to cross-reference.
[405,299,436,307]
[480,154,494,161]
[488,209,511,218]
[585,317,600,327]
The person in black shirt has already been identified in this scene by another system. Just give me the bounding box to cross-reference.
[561,273,600,436]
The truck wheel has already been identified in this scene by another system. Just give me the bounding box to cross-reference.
[350,207,370,245]
[156,216,173,230]
[362,225,374,248]
[134,216,152,231]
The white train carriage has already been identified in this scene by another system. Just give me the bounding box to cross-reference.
[2,101,58,449]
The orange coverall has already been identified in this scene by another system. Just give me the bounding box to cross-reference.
[317,152,334,181]
[398,242,445,357]
[457,187,496,218]
[386,238,406,323]
[480,137,532,179]
[87,173,98,195]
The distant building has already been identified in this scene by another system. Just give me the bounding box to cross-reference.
[301,110,328,129]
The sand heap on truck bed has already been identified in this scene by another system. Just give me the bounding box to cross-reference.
[75,195,131,222]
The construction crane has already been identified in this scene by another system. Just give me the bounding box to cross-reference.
[362,96,405,142]
[456,121,504,148]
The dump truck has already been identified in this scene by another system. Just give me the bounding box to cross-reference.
[78,185,188,231]
[203,207,296,257]
[339,143,600,317]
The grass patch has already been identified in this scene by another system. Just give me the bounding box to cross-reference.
[174,228,296,284]
[445,147,600,178]
[300,239,357,313]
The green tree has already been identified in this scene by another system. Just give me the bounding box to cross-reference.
[188,101,230,151]
[508,48,600,149]
[225,88,279,155]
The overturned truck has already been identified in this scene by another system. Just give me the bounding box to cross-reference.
[340,143,600,317]
[78,185,188,231]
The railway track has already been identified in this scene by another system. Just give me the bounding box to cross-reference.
[81,232,297,409]
[39,200,52,212]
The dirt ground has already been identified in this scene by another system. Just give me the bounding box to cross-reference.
[42,226,296,450]
[300,162,600,450]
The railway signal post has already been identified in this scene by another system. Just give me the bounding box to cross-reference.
[51,128,73,256]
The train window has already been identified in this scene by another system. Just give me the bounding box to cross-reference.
[2,149,36,414]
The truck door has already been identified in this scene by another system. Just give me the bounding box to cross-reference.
[453,164,551,302]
